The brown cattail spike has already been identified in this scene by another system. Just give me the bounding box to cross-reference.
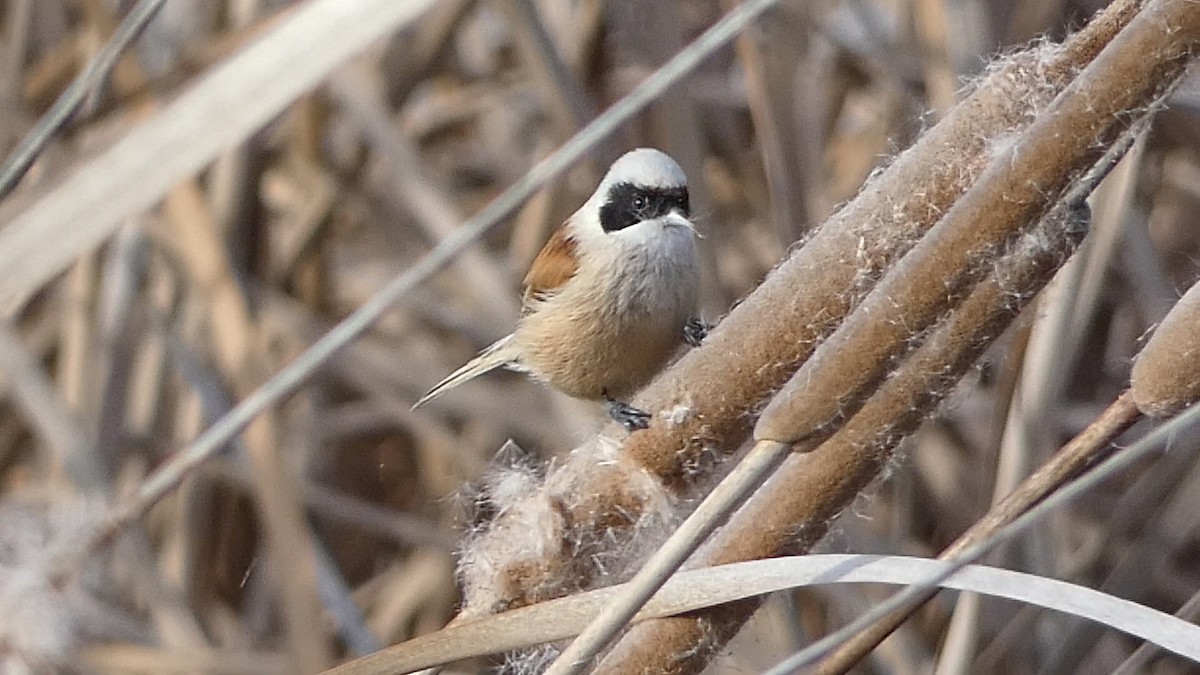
[1132,278,1200,417]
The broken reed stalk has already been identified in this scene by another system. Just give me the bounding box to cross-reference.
[458,0,1143,618]
[596,195,1097,674]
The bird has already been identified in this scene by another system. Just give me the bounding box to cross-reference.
[412,148,707,431]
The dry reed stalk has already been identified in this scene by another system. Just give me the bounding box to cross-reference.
[493,0,595,139]
[160,181,331,670]
[82,643,292,674]
[805,391,1143,675]
[0,319,97,487]
[327,64,520,324]
[91,224,147,480]
[727,0,825,242]
[57,253,99,440]
[458,0,1143,619]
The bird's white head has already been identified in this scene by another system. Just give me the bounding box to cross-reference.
[573,148,694,243]
[602,148,688,192]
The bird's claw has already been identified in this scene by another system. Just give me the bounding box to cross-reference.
[683,318,709,348]
[603,392,652,431]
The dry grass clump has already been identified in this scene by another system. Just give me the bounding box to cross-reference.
[1,1,1200,674]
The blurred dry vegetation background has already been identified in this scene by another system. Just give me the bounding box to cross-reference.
[0,0,1199,673]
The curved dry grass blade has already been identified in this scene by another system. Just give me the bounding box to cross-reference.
[325,554,1200,675]
[764,396,1200,674]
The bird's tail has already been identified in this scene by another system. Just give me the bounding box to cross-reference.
[411,334,520,409]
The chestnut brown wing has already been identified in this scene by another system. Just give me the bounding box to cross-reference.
[521,223,579,313]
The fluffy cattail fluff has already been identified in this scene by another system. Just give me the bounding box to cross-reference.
[0,494,136,671]
[457,434,682,616]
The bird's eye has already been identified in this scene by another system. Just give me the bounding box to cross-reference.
[632,195,647,210]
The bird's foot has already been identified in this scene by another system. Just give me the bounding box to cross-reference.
[603,391,652,431]
[683,317,710,348]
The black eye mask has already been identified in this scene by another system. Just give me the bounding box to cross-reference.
[599,182,690,233]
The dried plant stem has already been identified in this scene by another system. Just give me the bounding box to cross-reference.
[0,0,167,198]
[729,0,809,242]
[385,0,476,101]
[545,440,790,675]
[940,395,1141,557]
[809,391,1142,675]
[326,66,519,323]
[0,319,98,487]
[164,179,332,671]
[494,0,595,138]
[0,0,33,97]
[764,398,1200,675]
[244,411,333,671]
